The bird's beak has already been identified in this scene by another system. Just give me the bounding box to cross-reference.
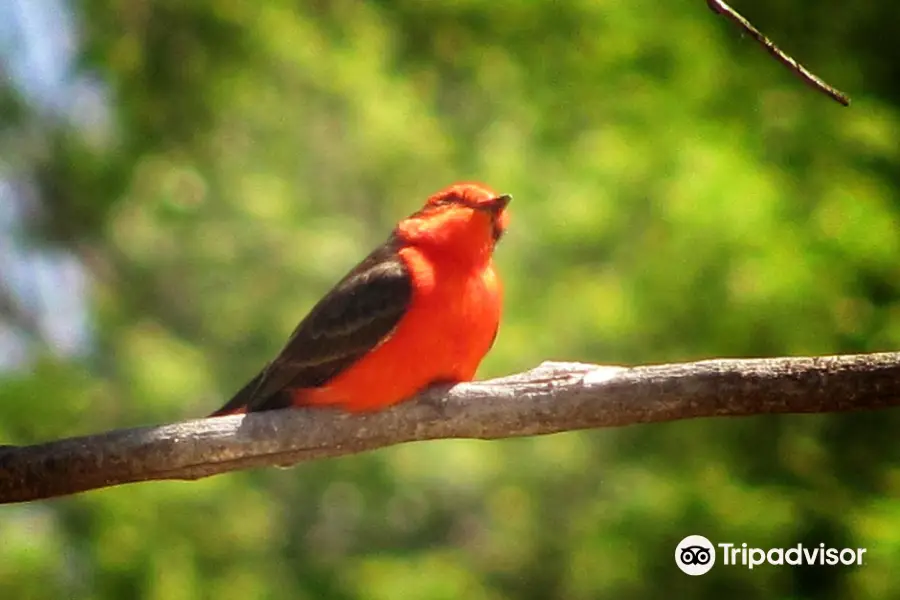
[487,195,511,243]
[488,194,512,212]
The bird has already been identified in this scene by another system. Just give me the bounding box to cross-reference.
[210,182,511,416]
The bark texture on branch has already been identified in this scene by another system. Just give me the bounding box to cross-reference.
[2,352,899,504]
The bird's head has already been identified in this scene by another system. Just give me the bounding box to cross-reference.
[396,183,511,261]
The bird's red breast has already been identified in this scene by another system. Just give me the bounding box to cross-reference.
[210,182,510,416]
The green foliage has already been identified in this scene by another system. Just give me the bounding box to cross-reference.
[3,0,900,597]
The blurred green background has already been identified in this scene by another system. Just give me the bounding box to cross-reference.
[2,0,900,597]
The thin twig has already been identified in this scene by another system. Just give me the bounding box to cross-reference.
[707,0,850,106]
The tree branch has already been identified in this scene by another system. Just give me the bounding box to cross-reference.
[3,352,900,504]
[707,0,851,106]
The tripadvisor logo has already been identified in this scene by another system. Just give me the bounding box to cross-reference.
[719,542,867,569]
[675,535,716,576]
[675,536,867,575]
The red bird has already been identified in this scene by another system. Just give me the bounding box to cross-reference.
[211,182,511,416]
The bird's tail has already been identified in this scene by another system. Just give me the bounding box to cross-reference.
[208,372,263,417]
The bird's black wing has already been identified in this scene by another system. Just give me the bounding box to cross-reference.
[210,235,412,415]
